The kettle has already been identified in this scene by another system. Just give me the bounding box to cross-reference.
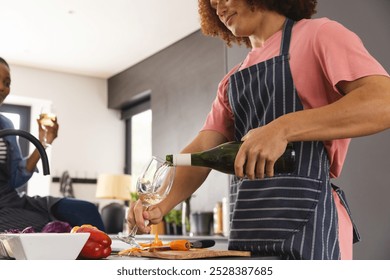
[0,129,50,175]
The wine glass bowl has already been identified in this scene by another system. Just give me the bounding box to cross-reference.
[118,156,175,248]
[137,157,175,206]
[38,106,57,148]
[39,112,56,127]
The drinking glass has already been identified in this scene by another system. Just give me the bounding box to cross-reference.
[37,106,56,148]
[118,156,175,248]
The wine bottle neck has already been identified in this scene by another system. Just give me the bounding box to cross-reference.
[171,154,192,166]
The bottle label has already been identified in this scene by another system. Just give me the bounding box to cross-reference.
[173,154,192,166]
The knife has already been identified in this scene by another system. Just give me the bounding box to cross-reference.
[190,239,215,249]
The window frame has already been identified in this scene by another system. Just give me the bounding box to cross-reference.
[0,103,31,156]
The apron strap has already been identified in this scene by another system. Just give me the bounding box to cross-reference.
[331,183,361,243]
[280,18,295,56]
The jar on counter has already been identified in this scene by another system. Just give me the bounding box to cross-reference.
[213,202,223,235]
[222,197,230,237]
[181,198,191,236]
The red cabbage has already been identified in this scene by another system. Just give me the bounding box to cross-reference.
[41,221,72,233]
[4,229,22,233]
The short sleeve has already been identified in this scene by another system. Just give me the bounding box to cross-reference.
[313,21,388,91]
[201,77,235,141]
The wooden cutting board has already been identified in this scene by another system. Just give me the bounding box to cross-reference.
[130,249,251,260]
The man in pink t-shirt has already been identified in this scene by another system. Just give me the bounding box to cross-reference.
[129,0,390,260]
[201,16,388,259]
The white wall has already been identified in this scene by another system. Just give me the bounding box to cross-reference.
[7,64,125,203]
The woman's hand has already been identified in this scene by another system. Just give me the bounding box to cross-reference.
[25,117,59,172]
[236,122,288,179]
[37,116,59,145]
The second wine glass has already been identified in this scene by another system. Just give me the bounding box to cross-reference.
[118,156,175,248]
[38,106,56,148]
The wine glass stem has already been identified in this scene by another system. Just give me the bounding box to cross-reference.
[41,127,49,148]
[122,224,141,248]
[128,224,138,238]
[43,130,48,145]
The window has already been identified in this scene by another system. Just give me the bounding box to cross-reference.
[121,95,152,191]
[2,112,21,128]
[0,103,31,156]
[130,109,152,188]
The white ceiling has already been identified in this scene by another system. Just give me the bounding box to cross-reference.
[0,0,201,78]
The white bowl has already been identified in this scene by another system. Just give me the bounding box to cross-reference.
[0,232,90,260]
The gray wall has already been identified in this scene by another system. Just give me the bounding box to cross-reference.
[108,31,231,212]
[317,0,390,260]
[108,0,390,259]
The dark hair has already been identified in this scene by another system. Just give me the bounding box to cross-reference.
[198,0,317,47]
[0,57,9,68]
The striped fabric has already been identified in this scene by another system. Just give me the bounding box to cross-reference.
[228,56,298,133]
[231,177,322,241]
[0,207,51,232]
[0,130,61,233]
[0,138,7,163]
[227,19,341,259]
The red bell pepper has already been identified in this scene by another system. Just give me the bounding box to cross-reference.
[71,224,112,259]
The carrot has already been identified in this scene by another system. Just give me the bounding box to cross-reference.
[152,226,163,246]
[118,247,142,256]
[169,240,191,251]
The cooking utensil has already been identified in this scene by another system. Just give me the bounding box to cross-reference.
[190,239,215,248]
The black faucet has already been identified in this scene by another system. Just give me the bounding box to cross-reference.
[0,129,50,175]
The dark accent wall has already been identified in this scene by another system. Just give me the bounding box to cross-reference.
[108,30,226,156]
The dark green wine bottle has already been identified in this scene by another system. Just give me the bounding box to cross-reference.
[165,142,296,175]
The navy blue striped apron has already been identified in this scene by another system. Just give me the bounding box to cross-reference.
[0,139,55,232]
[227,18,358,260]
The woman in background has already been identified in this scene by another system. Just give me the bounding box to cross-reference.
[0,57,105,232]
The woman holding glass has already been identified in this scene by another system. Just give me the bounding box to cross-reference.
[0,57,105,232]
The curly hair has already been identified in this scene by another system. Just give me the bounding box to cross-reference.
[198,0,317,47]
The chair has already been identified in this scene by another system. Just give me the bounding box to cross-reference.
[100,202,125,234]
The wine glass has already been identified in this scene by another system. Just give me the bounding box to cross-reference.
[118,156,175,248]
[37,106,56,148]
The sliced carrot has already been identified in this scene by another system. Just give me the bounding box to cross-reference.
[118,247,142,256]
[169,240,190,251]
[139,242,149,247]
[151,225,163,246]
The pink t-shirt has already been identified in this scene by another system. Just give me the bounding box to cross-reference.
[201,18,389,178]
